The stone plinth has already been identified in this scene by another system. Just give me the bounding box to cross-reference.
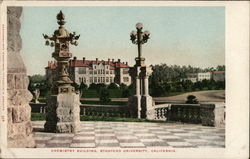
[141,95,155,120]
[7,7,35,148]
[128,95,141,118]
[200,103,225,127]
[44,93,80,133]
[128,64,155,119]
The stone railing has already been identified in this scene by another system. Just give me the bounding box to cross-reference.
[30,102,225,127]
[154,104,171,121]
[80,104,130,118]
[30,103,130,118]
[154,102,225,127]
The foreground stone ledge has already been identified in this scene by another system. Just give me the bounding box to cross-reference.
[200,102,225,127]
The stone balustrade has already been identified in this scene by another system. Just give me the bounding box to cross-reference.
[30,102,225,127]
[30,103,130,118]
[154,103,225,127]
[80,104,130,117]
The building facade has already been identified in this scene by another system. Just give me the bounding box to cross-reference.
[46,57,132,87]
[185,71,225,82]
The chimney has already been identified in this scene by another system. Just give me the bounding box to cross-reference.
[112,59,114,63]
[126,62,128,65]
[108,58,110,62]
[118,59,121,63]
[123,62,125,64]
[96,58,98,63]
[73,56,77,60]
[48,61,50,67]
[83,57,85,63]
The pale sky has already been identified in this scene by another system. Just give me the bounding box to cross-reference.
[20,6,225,75]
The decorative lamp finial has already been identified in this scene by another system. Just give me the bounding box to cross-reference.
[57,10,66,26]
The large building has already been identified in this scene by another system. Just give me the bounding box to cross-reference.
[45,57,132,87]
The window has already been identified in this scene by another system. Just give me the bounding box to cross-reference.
[110,70,113,74]
[106,71,109,74]
[123,77,129,82]
[110,77,113,83]
[78,67,86,74]
[89,70,93,74]
[98,77,100,83]
[106,77,109,82]
[123,68,129,74]
[94,77,97,83]
[90,77,93,83]
[94,70,97,74]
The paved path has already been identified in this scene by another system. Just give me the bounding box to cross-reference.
[33,121,225,148]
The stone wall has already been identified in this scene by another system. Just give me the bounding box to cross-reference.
[7,7,35,148]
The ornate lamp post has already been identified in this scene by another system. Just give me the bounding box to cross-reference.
[43,11,80,133]
[130,23,150,66]
[128,23,155,120]
[43,10,80,94]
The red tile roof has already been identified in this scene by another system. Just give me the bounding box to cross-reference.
[213,71,225,74]
[46,59,129,70]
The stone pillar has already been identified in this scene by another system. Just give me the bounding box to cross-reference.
[140,66,155,120]
[128,66,141,118]
[7,7,35,148]
[128,64,155,119]
[200,102,225,127]
[43,11,81,133]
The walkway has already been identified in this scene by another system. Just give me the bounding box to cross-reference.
[33,121,225,148]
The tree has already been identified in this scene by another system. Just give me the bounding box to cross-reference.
[99,88,111,104]
[216,65,225,71]
[108,83,119,89]
[186,95,199,104]
[122,88,131,97]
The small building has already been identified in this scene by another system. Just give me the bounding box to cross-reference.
[186,72,212,82]
[212,71,225,81]
[45,57,131,87]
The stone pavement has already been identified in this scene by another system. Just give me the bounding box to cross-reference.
[32,121,225,148]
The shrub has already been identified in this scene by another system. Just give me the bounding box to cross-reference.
[186,95,199,104]
[99,88,111,104]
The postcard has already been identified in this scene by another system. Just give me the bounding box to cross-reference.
[0,1,249,159]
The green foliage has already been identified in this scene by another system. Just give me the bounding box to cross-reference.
[31,113,46,121]
[121,88,132,97]
[72,82,80,91]
[99,88,111,104]
[186,95,199,104]
[149,64,225,97]
[28,74,50,97]
[108,83,119,89]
